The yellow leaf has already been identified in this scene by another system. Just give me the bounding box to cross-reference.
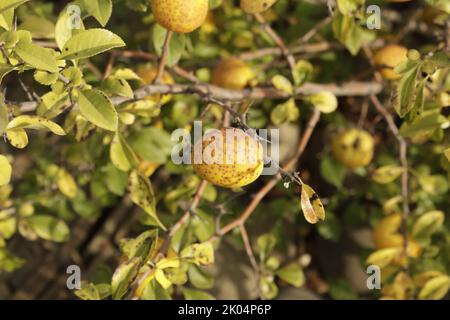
[156,257,180,270]
[110,132,137,172]
[129,170,165,230]
[372,165,405,184]
[444,148,450,162]
[181,242,215,266]
[412,210,445,239]
[418,275,450,300]
[6,128,28,149]
[307,91,338,114]
[57,168,78,198]
[300,184,325,224]
[366,247,402,268]
[0,155,12,186]
[7,115,66,135]
[271,75,293,95]
[154,269,172,289]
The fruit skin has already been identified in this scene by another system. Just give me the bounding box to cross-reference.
[373,213,422,259]
[212,58,254,90]
[331,129,374,169]
[152,0,209,33]
[192,127,264,188]
[137,66,174,104]
[240,0,278,14]
[373,45,408,80]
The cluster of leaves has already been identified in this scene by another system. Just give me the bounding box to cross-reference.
[0,0,449,300]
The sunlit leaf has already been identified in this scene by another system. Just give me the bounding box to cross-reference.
[0,155,12,186]
[300,184,325,224]
[59,28,125,60]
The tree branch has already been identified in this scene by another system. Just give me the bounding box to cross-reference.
[14,81,382,112]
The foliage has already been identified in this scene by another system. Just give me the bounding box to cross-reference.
[0,0,449,300]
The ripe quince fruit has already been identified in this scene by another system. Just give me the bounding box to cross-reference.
[331,129,374,170]
[373,45,408,80]
[212,58,255,90]
[152,0,209,34]
[192,127,264,188]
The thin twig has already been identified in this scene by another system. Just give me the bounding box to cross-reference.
[254,13,297,80]
[239,224,259,273]
[369,95,410,268]
[153,30,173,84]
[14,81,383,112]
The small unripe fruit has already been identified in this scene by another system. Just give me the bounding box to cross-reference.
[137,66,174,104]
[240,0,278,14]
[373,45,408,80]
[152,0,209,33]
[331,129,374,169]
[212,58,254,90]
[192,127,264,188]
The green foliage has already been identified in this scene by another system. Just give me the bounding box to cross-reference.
[0,0,448,302]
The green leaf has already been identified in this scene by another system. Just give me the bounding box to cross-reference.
[306,91,338,114]
[57,168,78,199]
[110,133,138,172]
[120,229,158,261]
[0,8,14,30]
[400,110,446,138]
[409,77,427,119]
[0,249,25,272]
[0,155,12,186]
[77,89,118,131]
[182,288,215,300]
[257,233,276,262]
[19,15,55,39]
[319,155,346,188]
[276,263,305,288]
[74,282,101,300]
[100,77,134,98]
[34,70,59,85]
[372,165,405,184]
[0,63,16,85]
[14,42,59,72]
[180,242,215,266]
[128,127,174,164]
[59,28,125,60]
[412,211,445,239]
[83,0,113,27]
[0,94,8,135]
[271,75,293,95]
[0,0,30,14]
[111,257,142,300]
[55,6,85,49]
[7,115,66,135]
[129,170,165,230]
[26,215,70,242]
[152,24,185,67]
[395,65,419,118]
[188,265,214,289]
[270,98,299,125]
